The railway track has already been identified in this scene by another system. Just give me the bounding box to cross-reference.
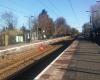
[0,44,60,80]
[7,41,71,80]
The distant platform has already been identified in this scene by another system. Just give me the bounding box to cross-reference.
[0,40,42,50]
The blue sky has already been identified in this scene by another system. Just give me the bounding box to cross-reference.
[0,0,97,31]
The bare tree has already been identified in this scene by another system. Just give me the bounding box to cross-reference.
[90,3,100,41]
[71,27,79,35]
[1,11,17,30]
[55,17,71,36]
[91,3,100,29]
[38,9,54,39]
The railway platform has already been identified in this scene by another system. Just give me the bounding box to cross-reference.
[0,40,42,50]
[35,40,100,80]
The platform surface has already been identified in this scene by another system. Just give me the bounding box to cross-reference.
[35,40,100,80]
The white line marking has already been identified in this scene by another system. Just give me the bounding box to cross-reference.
[0,42,42,53]
[34,45,70,80]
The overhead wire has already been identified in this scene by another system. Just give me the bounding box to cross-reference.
[0,4,30,18]
[46,0,80,28]
[5,0,36,16]
[68,0,80,27]
[38,0,59,17]
[47,0,64,16]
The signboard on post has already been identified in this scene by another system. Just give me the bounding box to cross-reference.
[16,36,23,43]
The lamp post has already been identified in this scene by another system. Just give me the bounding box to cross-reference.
[24,16,34,42]
[86,10,97,40]
[86,10,97,29]
[84,1,100,42]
